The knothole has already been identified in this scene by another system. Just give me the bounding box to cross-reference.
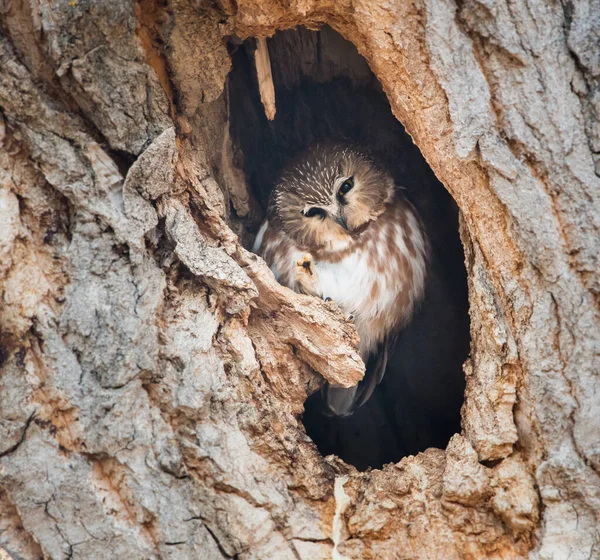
[228,26,469,471]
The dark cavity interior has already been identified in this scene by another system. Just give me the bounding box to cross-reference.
[227,26,469,471]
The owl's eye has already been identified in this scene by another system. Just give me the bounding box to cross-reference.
[303,207,327,219]
[338,177,354,197]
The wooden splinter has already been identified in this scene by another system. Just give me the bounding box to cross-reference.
[254,37,276,121]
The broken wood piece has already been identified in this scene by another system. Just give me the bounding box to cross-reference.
[254,37,276,120]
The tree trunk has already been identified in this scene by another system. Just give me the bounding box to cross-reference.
[0,1,598,559]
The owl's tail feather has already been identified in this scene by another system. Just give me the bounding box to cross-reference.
[324,385,360,417]
[324,340,389,416]
[355,342,389,408]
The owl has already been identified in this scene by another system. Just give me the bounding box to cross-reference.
[253,143,428,416]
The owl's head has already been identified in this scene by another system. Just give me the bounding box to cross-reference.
[269,144,395,251]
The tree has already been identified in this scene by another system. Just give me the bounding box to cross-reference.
[0,0,598,558]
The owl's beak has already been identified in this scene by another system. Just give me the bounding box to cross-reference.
[336,214,349,231]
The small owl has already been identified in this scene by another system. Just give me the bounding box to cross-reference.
[254,143,428,416]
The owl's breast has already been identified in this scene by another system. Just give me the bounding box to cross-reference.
[314,251,377,317]
[314,250,395,357]
[314,206,427,357]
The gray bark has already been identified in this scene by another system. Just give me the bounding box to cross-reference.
[0,0,598,559]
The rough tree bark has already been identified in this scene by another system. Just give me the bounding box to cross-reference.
[0,1,598,559]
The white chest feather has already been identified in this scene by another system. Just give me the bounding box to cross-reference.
[313,252,385,318]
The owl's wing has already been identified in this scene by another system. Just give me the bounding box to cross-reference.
[324,335,391,416]
[354,337,390,408]
[252,220,269,254]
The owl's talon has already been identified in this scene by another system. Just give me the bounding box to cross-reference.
[294,253,320,296]
[296,253,314,276]
[324,297,332,302]
[347,314,355,322]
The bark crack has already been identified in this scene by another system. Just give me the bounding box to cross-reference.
[0,412,36,458]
